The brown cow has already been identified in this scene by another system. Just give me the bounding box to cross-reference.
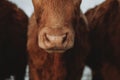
[0,0,28,80]
[85,0,120,80]
[27,0,90,80]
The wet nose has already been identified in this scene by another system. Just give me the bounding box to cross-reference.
[38,27,75,53]
[44,33,68,47]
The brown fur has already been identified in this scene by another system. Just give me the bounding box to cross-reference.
[0,0,28,80]
[85,0,120,80]
[27,0,90,80]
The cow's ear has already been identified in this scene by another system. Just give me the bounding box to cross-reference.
[73,0,82,6]
[32,0,42,6]
[32,0,42,10]
[32,0,43,23]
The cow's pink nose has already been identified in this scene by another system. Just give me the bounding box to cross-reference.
[44,33,68,48]
[38,27,75,53]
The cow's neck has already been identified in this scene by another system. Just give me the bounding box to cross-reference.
[31,52,67,80]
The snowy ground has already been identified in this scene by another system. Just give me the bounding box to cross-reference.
[6,66,92,80]
[24,66,92,80]
[81,66,92,80]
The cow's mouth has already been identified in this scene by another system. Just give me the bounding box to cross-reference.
[45,48,67,53]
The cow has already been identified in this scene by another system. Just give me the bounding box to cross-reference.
[85,0,120,80]
[27,0,90,80]
[0,0,28,80]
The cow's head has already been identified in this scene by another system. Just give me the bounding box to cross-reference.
[32,0,85,53]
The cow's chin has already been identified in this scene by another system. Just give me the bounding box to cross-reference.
[39,43,74,54]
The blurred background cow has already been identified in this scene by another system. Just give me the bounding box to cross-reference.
[0,0,28,80]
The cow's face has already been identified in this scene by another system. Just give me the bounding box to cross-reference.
[32,0,82,53]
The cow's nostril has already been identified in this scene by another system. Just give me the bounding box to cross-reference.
[62,33,68,44]
[45,34,50,42]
